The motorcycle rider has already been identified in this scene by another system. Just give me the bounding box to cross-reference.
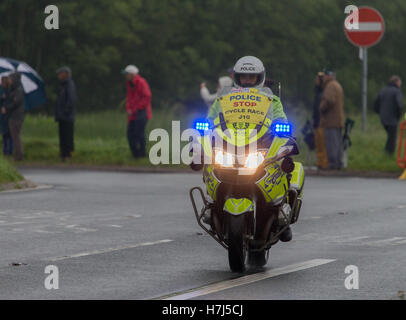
[206,56,293,242]
[207,56,287,124]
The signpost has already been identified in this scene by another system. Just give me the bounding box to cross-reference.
[344,6,385,131]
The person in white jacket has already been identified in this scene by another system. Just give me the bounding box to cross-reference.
[200,76,233,108]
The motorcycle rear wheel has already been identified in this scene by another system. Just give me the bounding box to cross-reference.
[227,214,247,273]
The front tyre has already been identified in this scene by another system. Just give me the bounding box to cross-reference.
[227,214,247,273]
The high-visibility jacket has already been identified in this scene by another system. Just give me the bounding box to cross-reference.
[207,86,287,123]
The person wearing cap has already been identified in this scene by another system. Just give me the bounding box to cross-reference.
[200,76,233,109]
[55,66,77,160]
[319,70,345,170]
[122,65,152,158]
[312,71,328,169]
[374,75,403,155]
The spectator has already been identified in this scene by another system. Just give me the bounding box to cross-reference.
[1,72,24,161]
[200,76,233,108]
[0,76,13,156]
[227,67,234,80]
[319,70,345,170]
[55,66,77,161]
[374,75,403,155]
[123,65,152,158]
[312,71,328,169]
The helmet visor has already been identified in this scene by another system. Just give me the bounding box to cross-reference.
[234,72,264,88]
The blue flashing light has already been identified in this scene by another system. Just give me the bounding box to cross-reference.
[194,120,210,132]
[272,122,292,135]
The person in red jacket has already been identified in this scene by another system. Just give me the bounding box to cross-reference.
[122,65,152,158]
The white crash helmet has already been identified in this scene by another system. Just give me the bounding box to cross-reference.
[233,56,265,88]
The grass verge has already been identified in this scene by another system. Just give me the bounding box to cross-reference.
[0,155,24,185]
[294,112,402,172]
[2,108,403,173]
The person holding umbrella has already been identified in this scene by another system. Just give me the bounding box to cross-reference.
[55,66,77,161]
[0,57,47,160]
[1,72,25,161]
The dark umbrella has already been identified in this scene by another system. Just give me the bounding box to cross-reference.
[0,57,47,110]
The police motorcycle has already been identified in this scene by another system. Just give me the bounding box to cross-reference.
[189,57,304,272]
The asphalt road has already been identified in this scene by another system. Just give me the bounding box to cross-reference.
[0,169,405,300]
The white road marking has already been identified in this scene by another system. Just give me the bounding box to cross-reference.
[293,233,320,241]
[294,234,347,242]
[65,224,98,233]
[301,216,322,220]
[34,229,61,234]
[337,236,370,242]
[47,239,174,261]
[127,214,142,219]
[364,237,406,247]
[157,258,336,300]
[0,221,30,227]
[294,233,406,247]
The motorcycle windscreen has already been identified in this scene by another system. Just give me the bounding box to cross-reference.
[215,89,272,147]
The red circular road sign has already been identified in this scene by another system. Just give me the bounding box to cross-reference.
[344,6,385,48]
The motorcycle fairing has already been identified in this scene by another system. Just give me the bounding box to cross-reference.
[256,163,288,204]
[291,161,305,193]
[223,198,254,215]
[203,165,220,201]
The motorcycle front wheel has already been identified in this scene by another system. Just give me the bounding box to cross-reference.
[227,214,247,273]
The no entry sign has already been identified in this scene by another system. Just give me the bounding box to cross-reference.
[344,6,385,48]
[344,6,385,131]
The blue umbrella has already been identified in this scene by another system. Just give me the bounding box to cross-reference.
[0,57,47,111]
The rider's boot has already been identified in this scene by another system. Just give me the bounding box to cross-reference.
[279,226,292,242]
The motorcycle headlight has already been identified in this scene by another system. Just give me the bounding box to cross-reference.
[244,151,265,169]
[214,150,234,167]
